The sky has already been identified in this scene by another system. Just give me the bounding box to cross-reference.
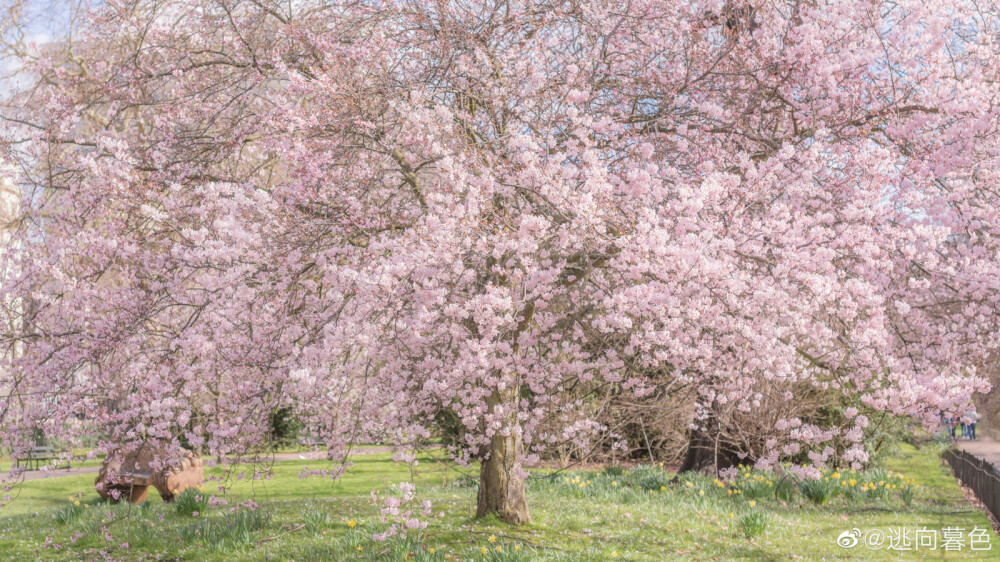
[0,0,79,95]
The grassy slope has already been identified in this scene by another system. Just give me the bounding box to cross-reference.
[0,443,995,560]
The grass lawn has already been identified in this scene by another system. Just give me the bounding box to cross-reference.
[0,443,995,560]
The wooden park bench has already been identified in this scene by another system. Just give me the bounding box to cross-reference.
[14,446,71,471]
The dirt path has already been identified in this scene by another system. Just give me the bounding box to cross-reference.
[3,446,396,484]
[957,435,1000,466]
[2,465,100,483]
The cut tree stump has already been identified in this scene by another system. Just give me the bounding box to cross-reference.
[95,444,203,503]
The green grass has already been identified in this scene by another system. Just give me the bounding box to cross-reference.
[0,443,996,560]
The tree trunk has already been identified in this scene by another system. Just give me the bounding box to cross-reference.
[677,424,722,474]
[476,388,531,525]
[677,409,740,475]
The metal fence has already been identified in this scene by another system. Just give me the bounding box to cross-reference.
[943,448,1000,522]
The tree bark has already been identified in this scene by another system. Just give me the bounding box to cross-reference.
[476,388,531,525]
[677,409,740,475]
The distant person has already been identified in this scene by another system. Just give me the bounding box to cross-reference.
[946,415,956,440]
[965,409,979,441]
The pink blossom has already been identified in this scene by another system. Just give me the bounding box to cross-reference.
[0,0,997,524]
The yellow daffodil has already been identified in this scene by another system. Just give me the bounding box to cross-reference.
[488,535,496,543]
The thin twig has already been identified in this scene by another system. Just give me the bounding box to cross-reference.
[257,523,305,544]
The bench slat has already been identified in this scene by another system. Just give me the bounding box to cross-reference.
[15,445,68,470]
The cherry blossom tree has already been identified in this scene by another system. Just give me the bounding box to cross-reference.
[2,0,1000,524]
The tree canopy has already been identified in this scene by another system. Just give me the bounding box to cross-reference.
[2,0,999,522]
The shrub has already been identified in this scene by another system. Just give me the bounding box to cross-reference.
[302,507,330,534]
[602,465,624,477]
[729,471,774,500]
[774,478,797,502]
[628,465,672,491]
[859,468,900,501]
[125,520,160,549]
[738,510,770,539]
[900,484,914,506]
[369,482,432,542]
[138,499,153,515]
[173,487,210,516]
[371,528,431,560]
[337,527,445,561]
[799,478,838,505]
[53,502,86,525]
[178,508,271,550]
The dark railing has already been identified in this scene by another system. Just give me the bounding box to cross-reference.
[943,448,1000,522]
